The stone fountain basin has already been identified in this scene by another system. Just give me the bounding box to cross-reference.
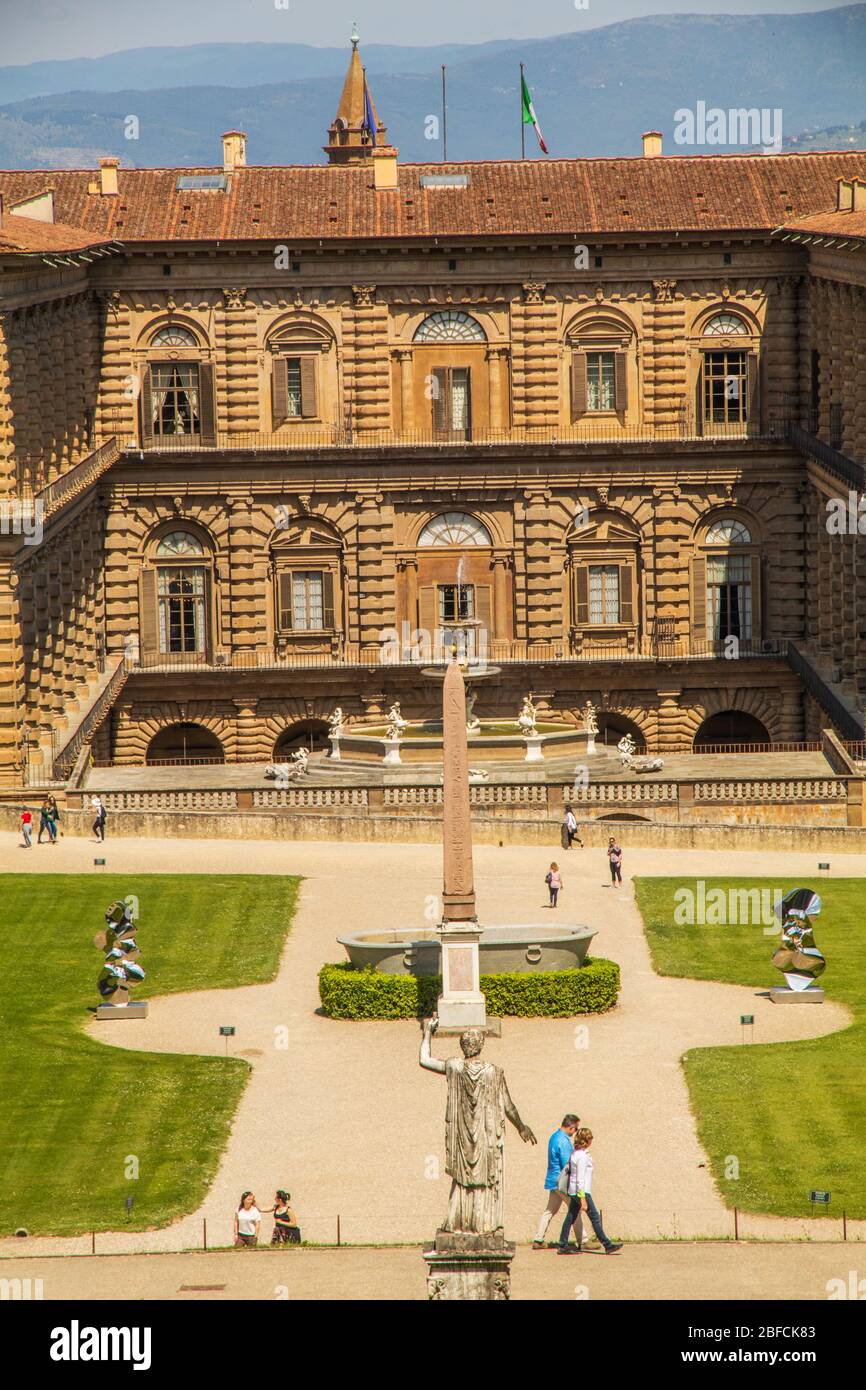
[334,728,586,764]
[337,924,597,976]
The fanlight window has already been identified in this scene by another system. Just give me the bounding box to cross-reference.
[418,513,492,547]
[706,519,751,545]
[150,325,199,348]
[413,311,486,343]
[155,531,205,558]
[702,314,748,337]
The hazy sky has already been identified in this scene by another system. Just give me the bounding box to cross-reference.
[0,0,855,65]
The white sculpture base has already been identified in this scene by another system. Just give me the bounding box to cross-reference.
[383,737,402,766]
[523,735,544,763]
[437,919,486,1032]
[586,735,597,755]
[770,985,824,1003]
[328,734,341,760]
[425,1232,515,1300]
[96,1001,148,1020]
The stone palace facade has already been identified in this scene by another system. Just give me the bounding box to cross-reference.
[1,42,865,782]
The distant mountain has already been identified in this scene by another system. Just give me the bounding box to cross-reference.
[1,7,865,169]
[785,119,866,152]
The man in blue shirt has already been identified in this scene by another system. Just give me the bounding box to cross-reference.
[532,1114,580,1248]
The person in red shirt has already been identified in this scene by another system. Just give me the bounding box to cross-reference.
[20,807,33,848]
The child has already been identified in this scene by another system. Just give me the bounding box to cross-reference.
[546,862,562,908]
[20,806,33,848]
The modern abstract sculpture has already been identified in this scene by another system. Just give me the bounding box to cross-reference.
[771,887,826,1002]
[96,899,148,1019]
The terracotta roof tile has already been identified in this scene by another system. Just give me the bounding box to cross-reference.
[0,152,864,244]
[0,211,116,255]
[776,207,866,242]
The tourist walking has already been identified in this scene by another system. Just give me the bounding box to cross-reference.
[20,806,33,848]
[557,1128,623,1255]
[92,796,107,842]
[233,1191,262,1247]
[266,1190,301,1245]
[607,837,623,886]
[38,795,59,845]
[546,862,562,907]
[532,1114,580,1249]
[563,804,583,849]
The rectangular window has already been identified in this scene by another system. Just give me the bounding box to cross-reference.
[703,350,748,426]
[586,353,616,411]
[285,358,302,417]
[588,565,620,625]
[438,584,475,624]
[157,566,206,653]
[290,571,324,630]
[150,363,201,437]
[707,555,752,640]
[432,367,472,439]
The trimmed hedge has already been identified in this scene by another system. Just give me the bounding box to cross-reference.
[318,957,620,1020]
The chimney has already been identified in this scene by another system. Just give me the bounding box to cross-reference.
[222,130,247,172]
[99,157,119,196]
[837,178,854,211]
[852,178,866,212]
[372,145,399,190]
[642,131,663,158]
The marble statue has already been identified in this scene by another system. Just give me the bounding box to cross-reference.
[772,887,826,993]
[386,701,407,741]
[265,747,309,781]
[618,733,664,774]
[583,700,599,738]
[328,707,345,737]
[517,694,538,738]
[465,688,481,734]
[420,1019,536,1235]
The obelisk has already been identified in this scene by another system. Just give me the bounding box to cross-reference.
[436,660,486,1031]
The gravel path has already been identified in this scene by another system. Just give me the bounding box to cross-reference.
[1,833,861,1257]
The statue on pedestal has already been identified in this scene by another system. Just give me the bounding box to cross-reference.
[618,732,664,774]
[328,707,345,738]
[386,701,407,741]
[465,688,481,734]
[96,899,146,1012]
[420,1019,536,1237]
[772,887,826,994]
[517,694,538,738]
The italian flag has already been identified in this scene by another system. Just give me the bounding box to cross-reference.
[521,72,549,154]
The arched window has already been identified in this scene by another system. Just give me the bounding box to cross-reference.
[149,325,199,348]
[702,313,749,337]
[140,529,212,662]
[418,513,492,547]
[414,311,486,343]
[693,516,760,647]
[141,326,215,446]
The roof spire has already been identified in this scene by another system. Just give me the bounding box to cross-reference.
[351,21,360,51]
[324,27,388,165]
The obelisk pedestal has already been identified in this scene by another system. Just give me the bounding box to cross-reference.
[436,661,486,1033]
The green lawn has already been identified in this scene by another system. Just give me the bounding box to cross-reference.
[0,874,298,1237]
[634,878,866,1220]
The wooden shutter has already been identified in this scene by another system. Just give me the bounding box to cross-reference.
[140,367,154,445]
[278,572,293,631]
[300,356,318,418]
[618,565,635,625]
[750,554,761,642]
[696,359,705,437]
[571,352,587,418]
[322,570,335,629]
[419,584,437,641]
[575,566,589,626]
[272,357,288,425]
[431,368,448,432]
[747,352,759,429]
[198,361,216,446]
[474,584,492,642]
[201,569,212,659]
[614,352,628,413]
[691,556,707,644]
[139,568,158,659]
[463,367,472,438]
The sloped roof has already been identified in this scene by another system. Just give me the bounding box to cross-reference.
[0,211,117,256]
[0,152,863,244]
[775,206,866,244]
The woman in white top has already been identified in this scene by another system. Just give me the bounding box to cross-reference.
[234,1191,262,1247]
[557,1128,622,1255]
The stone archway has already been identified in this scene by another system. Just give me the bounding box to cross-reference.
[693,710,770,749]
[596,712,647,752]
[273,721,330,756]
[146,723,225,764]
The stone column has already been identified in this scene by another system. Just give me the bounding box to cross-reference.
[395,348,414,436]
[486,346,509,433]
[492,555,511,644]
[233,697,261,761]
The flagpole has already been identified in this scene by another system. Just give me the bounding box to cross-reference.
[441,65,448,162]
[520,62,525,159]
